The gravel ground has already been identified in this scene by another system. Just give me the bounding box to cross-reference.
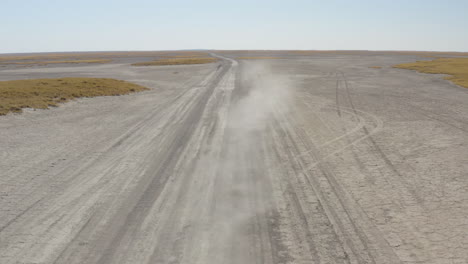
[0,53,467,264]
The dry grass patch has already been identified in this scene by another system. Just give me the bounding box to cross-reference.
[0,59,111,65]
[394,58,468,88]
[158,52,209,58]
[0,55,76,62]
[237,57,280,60]
[369,66,382,69]
[159,55,206,58]
[0,51,209,62]
[290,50,468,57]
[132,57,217,66]
[0,78,148,115]
[388,51,468,58]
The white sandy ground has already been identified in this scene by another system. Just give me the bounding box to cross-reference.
[0,53,468,264]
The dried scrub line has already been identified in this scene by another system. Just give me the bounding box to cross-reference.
[236,57,280,60]
[158,53,210,59]
[0,51,207,63]
[394,57,468,88]
[0,78,149,115]
[0,59,111,65]
[132,57,218,66]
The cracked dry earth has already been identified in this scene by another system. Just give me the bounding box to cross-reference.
[0,53,468,264]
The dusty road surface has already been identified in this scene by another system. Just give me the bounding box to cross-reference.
[1,52,468,264]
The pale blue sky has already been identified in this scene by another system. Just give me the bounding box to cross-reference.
[2,0,468,53]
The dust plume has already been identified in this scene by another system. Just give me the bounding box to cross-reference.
[200,60,295,262]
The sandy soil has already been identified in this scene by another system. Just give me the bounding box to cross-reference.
[1,52,468,264]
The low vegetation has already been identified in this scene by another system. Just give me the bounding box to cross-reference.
[0,51,209,62]
[159,53,208,59]
[394,58,468,88]
[132,57,217,66]
[291,50,468,57]
[0,59,111,65]
[0,78,148,115]
[237,57,280,59]
[369,66,382,69]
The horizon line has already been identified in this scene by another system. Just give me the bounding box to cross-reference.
[2,49,468,56]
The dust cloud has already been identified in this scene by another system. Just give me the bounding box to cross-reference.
[228,61,294,135]
[200,61,296,261]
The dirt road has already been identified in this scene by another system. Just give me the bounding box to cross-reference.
[1,53,468,263]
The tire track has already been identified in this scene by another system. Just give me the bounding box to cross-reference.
[337,71,438,262]
[338,71,425,205]
[95,60,232,264]
[270,72,403,263]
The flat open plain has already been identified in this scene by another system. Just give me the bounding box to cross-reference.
[1,51,468,264]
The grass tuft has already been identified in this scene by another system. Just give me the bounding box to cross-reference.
[0,78,148,115]
[132,57,217,66]
[394,58,468,88]
[369,66,382,69]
